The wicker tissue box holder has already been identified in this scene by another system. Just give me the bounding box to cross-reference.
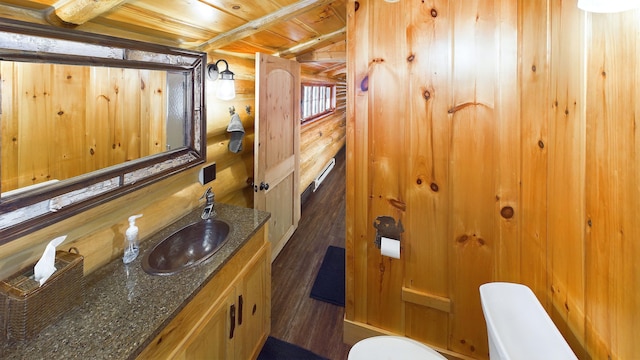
[0,250,83,342]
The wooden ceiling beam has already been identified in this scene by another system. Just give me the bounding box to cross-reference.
[51,0,129,25]
[320,63,347,77]
[276,27,345,58]
[197,0,334,52]
[297,51,346,63]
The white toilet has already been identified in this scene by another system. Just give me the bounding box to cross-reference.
[348,335,446,360]
[349,282,577,360]
[479,282,578,360]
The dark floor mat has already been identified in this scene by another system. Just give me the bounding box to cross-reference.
[258,336,329,360]
[310,246,345,307]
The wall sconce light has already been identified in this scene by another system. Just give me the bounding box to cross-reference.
[578,0,640,13]
[207,59,236,100]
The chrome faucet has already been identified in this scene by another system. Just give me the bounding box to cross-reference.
[200,187,216,219]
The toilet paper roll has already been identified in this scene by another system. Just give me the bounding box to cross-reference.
[380,236,400,259]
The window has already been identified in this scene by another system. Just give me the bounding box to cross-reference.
[301,82,335,123]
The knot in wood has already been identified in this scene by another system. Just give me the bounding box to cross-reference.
[430,183,439,192]
[423,90,431,101]
[500,206,514,219]
[360,76,369,91]
[430,8,438,17]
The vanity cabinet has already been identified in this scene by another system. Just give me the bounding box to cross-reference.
[138,225,270,360]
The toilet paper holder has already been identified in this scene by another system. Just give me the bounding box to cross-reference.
[373,216,403,249]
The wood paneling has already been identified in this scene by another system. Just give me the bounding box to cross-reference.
[0,62,166,192]
[547,0,587,357]
[448,1,499,356]
[363,0,407,334]
[584,11,640,360]
[403,0,451,350]
[519,0,550,306]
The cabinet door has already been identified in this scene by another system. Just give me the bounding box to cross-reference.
[235,245,270,360]
[177,287,236,360]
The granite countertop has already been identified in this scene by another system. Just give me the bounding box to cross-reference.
[0,203,270,360]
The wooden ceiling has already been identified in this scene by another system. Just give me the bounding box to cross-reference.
[0,0,346,78]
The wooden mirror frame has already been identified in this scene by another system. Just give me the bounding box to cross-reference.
[0,18,206,244]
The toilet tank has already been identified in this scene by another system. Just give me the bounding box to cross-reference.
[479,282,578,360]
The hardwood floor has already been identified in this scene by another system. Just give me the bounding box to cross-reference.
[270,146,352,360]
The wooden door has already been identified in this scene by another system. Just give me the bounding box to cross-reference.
[254,52,301,261]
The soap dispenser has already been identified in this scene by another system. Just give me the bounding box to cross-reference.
[123,214,143,264]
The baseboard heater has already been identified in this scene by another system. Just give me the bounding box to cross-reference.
[313,158,335,192]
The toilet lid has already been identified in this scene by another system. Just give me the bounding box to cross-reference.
[348,336,447,360]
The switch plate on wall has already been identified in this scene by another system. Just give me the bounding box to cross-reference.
[199,163,216,185]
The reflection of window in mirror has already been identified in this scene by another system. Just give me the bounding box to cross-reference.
[0,61,188,195]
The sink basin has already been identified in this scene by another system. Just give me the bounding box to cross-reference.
[142,218,231,275]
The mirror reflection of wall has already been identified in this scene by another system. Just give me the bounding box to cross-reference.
[0,61,187,194]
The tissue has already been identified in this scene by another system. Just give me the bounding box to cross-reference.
[33,235,67,286]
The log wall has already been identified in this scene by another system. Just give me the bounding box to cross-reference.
[300,73,347,194]
[346,0,640,359]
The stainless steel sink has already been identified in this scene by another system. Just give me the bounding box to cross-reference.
[142,218,231,275]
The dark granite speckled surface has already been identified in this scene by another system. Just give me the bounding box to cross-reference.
[0,203,270,360]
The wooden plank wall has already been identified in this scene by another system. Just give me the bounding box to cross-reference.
[0,62,166,192]
[346,0,640,359]
[583,10,640,360]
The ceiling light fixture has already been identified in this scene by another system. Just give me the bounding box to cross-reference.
[577,0,640,13]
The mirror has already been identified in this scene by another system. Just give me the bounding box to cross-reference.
[0,18,206,244]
